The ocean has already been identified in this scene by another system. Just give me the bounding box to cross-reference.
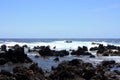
[0,38,120,43]
[1,38,120,72]
[0,38,120,50]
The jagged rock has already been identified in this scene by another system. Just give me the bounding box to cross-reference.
[89,55,96,58]
[47,59,95,80]
[1,45,7,51]
[54,57,59,62]
[90,47,98,51]
[38,46,52,56]
[101,60,116,67]
[71,46,92,56]
[0,45,32,65]
[54,50,69,57]
[0,58,7,65]
[13,63,45,80]
[38,46,69,57]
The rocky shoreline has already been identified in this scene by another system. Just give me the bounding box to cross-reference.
[0,43,120,80]
[0,59,120,80]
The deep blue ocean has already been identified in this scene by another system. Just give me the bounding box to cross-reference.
[0,38,120,44]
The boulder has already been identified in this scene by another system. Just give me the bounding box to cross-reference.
[1,45,7,51]
[0,58,7,65]
[90,47,98,51]
[0,45,32,65]
[54,50,69,57]
[38,46,69,57]
[101,60,116,67]
[47,59,95,80]
[97,44,106,53]
[13,63,45,80]
[54,57,59,62]
[71,46,92,56]
[38,46,52,56]
[89,55,96,58]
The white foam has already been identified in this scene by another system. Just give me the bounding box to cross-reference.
[0,41,110,51]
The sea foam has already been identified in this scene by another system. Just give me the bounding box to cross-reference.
[0,40,112,51]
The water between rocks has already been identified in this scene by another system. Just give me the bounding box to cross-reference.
[1,52,120,72]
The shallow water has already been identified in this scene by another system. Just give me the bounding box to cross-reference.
[0,63,31,72]
[1,39,120,72]
[1,52,120,72]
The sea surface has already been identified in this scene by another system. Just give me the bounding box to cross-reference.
[1,38,120,72]
[0,38,120,43]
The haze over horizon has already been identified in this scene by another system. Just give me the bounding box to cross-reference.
[0,0,120,38]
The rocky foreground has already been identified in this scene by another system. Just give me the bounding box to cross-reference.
[0,59,120,80]
[1,43,120,80]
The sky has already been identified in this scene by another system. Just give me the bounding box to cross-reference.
[0,0,120,38]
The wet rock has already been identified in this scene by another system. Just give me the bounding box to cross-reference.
[68,59,83,66]
[102,51,109,56]
[71,46,92,56]
[38,46,52,56]
[89,47,98,51]
[29,63,44,75]
[13,66,28,74]
[111,51,120,56]
[101,60,116,68]
[0,70,15,80]
[95,44,120,56]
[0,46,32,65]
[114,70,120,75]
[97,44,106,53]
[7,48,32,63]
[89,55,96,58]
[48,59,95,80]
[91,42,100,45]
[65,40,72,43]
[83,46,88,51]
[38,46,69,57]
[0,70,12,77]
[53,46,56,49]
[13,63,45,80]
[13,66,30,80]
[104,71,120,80]
[54,57,59,62]
[35,54,40,58]
[0,75,14,80]
[1,45,7,51]
[0,58,7,65]
[54,50,69,57]
[106,45,118,50]
[13,44,20,50]
[22,45,28,48]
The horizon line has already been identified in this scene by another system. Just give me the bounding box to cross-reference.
[0,38,120,39]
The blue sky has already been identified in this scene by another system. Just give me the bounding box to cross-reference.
[0,0,120,38]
